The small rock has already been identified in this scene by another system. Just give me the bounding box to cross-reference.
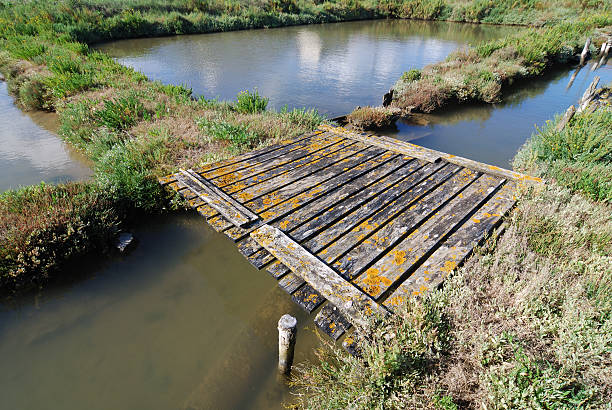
[116,232,135,253]
[0,75,5,82]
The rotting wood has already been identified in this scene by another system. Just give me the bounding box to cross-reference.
[269,161,449,280]
[580,37,591,66]
[556,105,576,132]
[251,224,390,327]
[314,303,352,340]
[157,130,323,186]
[231,142,368,205]
[203,132,342,182]
[223,152,411,244]
[331,167,479,280]
[159,124,531,339]
[578,76,600,112]
[321,124,541,183]
[383,181,517,309]
[277,272,306,294]
[220,137,356,194]
[176,169,259,227]
[312,164,462,272]
[236,154,411,258]
[320,124,441,163]
[292,283,326,312]
[351,175,505,300]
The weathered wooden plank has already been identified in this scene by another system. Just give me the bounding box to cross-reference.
[441,155,542,183]
[320,124,441,163]
[236,153,412,258]
[176,169,259,227]
[307,163,461,269]
[331,167,480,280]
[177,170,257,226]
[207,133,344,185]
[223,146,389,243]
[196,204,218,218]
[251,224,389,327]
[320,125,542,183]
[232,143,377,206]
[351,174,505,300]
[314,303,352,340]
[158,130,324,185]
[292,284,326,313]
[245,248,275,269]
[267,260,290,279]
[277,272,306,294]
[254,150,400,220]
[266,161,453,279]
[267,155,417,234]
[208,214,233,232]
[216,138,354,194]
[383,181,517,310]
[342,332,362,357]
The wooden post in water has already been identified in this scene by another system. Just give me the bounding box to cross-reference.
[278,314,297,374]
[580,37,591,66]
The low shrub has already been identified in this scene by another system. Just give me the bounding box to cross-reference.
[95,94,150,131]
[346,106,398,130]
[234,88,269,114]
[0,182,120,292]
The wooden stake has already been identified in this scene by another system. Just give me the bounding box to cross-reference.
[278,314,297,374]
[580,37,591,66]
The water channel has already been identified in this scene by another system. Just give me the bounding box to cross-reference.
[1,19,611,410]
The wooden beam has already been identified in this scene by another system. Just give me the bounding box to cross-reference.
[177,169,259,228]
[320,124,542,183]
[251,224,390,327]
[320,124,441,163]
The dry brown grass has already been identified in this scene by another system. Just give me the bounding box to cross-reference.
[346,106,399,130]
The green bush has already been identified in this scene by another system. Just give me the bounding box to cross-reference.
[235,88,268,113]
[401,68,421,83]
[197,117,261,151]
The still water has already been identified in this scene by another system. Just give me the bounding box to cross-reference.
[0,214,320,410]
[0,82,92,191]
[98,19,514,116]
[2,19,611,410]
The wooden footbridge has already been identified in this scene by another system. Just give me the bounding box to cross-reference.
[159,124,540,348]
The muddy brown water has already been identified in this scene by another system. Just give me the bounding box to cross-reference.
[1,19,611,410]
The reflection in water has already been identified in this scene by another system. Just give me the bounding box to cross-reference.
[0,214,319,410]
[97,20,513,116]
[389,62,612,167]
[0,82,92,192]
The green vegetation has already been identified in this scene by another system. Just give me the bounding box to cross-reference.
[515,105,612,202]
[392,21,612,112]
[295,95,612,408]
[0,182,120,291]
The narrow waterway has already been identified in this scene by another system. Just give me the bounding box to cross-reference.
[0,82,92,191]
[1,19,611,410]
